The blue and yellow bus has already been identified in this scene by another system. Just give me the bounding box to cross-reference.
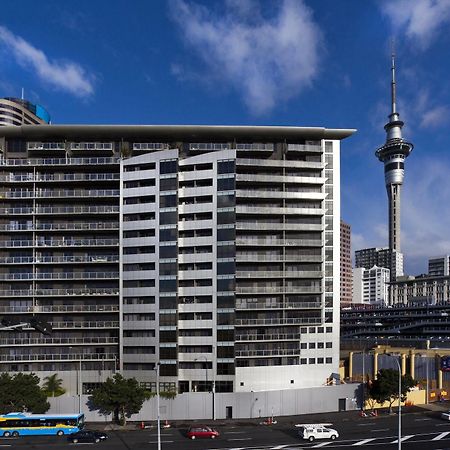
[0,412,84,437]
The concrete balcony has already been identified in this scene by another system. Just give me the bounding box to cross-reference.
[0,157,120,166]
[235,286,322,294]
[236,222,322,232]
[236,271,323,279]
[235,301,323,310]
[235,317,322,326]
[35,206,119,215]
[235,254,322,263]
[0,304,118,314]
[0,336,118,347]
[236,189,324,200]
[0,272,119,281]
[0,353,117,362]
[0,255,119,265]
[235,238,322,247]
[52,321,119,329]
[0,288,119,297]
[235,333,301,342]
[236,205,324,216]
[235,348,298,358]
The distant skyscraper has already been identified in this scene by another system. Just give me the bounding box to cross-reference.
[0,97,50,126]
[375,53,413,281]
[355,247,403,280]
[352,265,390,306]
[340,220,352,306]
[428,255,450,277]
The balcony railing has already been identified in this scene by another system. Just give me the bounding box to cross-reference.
[0,255,119,264]
[0,239,119,248]
[235,286,322,294]
[0,157,120,166]
[1,189,120,198]
[0,173,119,182]
[236,205,324,215]
[0,336,118,346]
[235,317,322,326]
[0,304,119,313]
[236,271,323,278]
[235,333,301,341]
[235,301,323,310]
[52,321,119,329]
[0,223,119,231]
[0,272,119,280]
[0,288,119,297]
[235,348,298,357]
[0,352,117,362]
[236,254,322,262]
[236,238,323,247]
[35,206,119,215]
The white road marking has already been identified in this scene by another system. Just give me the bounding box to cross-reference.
[435,423,450,426]
[357,423,372,426]
[224,431,247,434]
[432,431,450,441]
[312,442,333,448]
[352,438,376,446]
[271,445,295,449]
[371,428,390,432]
[148,441,173,443]
[414,418,431,421]
[391,435,414,443]
[228,437,253,441]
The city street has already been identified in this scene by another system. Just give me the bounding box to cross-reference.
[2,408,450,450]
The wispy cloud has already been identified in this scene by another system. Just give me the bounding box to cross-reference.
[419,105,450,128]
[380,0,450,49]
[169,0,323,115]
[0,25,94,98]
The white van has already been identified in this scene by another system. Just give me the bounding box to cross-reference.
[296,424,339,442]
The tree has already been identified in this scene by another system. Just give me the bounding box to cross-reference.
[0,373,49,413]
[368,368,416,413]
[89,374,151,425]
[42,374,66,397]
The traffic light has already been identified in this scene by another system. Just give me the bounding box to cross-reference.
[29,317,52,336]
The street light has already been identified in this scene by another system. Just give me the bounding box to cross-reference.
[195,352,215,420]
[385,353,402,450]
[154,362,161,450]
[69,347,82,413]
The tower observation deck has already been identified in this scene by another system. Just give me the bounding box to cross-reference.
[375,53,413,275]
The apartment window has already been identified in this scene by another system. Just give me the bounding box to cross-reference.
[217,194,235,208]
[160,245,177,259]
[300,343,307,349]
[217,211,235,224]
[326,357,332,364]
[309,358,316,364]
[300,358,307,365]
[317,358,324,364]
[160,211,177,225]
[217,261,235,275]
[217,228,235,241]
[326,342,332,348]
[159,279,177,292]
[309,343,316,349]
[218,160,235,174]
[160,195,177,208]
[217,278,235,291]
[160,177,177,191]
[217,177,235,191]
[160,160,177,174]
[160,228,177,241]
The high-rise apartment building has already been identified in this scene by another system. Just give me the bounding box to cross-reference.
[355,247,403,280]
[352,265,390,305]
[340,220,352,306]
[0,124,354,393]
[428,255,450,277]
[0,98,50,126]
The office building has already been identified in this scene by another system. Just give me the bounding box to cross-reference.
[0,124,354,393]
[352,265,390,306]
[355,247,403,279]
[391,274,450,305]
[340,220,352,306]
[375,53,413,281]
[0,98,50,126]
[428,255,450,277]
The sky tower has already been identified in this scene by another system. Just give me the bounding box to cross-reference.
[375,52,413,280]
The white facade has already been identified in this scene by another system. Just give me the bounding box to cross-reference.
[352,265,390,305]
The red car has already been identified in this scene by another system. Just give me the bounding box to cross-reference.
[187,425,219,440]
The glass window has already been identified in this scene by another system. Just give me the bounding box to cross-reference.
[217,261,235,275]
[160,177,177,191]
[217,244,235,258]
[217,194,235,208]
[160,195,177,208]
[217,278,235,291]
[160,245,177,259]
[218,160,235,174]
[160,211,177,225]
[217,228,235,241]
[160,160,177,174]
[160,228,177,241]
[160,262,177,276]
[217,177,235,191]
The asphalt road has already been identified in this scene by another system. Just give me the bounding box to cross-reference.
[2,409,450,450]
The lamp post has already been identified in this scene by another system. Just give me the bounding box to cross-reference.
[195,354,215,420]
[155,362,161,450]
[78,359,82,414]
[386,354,402,450]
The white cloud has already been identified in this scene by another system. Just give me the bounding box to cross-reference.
[380,0,450,49]
[420,105,450,128]
[169,0,322,114]
[0,25,94,98]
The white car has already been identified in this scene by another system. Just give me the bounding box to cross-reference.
[298,425,339,442]
[441,411,450,421]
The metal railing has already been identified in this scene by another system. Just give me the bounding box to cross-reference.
[0,173,119,182]
[52,321,119,329]
[236,238,323,246]
[235,254,322,262]
[235,317,322,326]
[0,157,120,166]
[0,288,119,297]
[0,222,119,231]
[235,333,301,341]
[0,239,119,248]
[0,304,118,313]
[0,337,118,346]
[1,189,119,198]
[235,348,298,357]
[235,301,323,310]
[0,352,117,362]
[0,255,118,264]
[0,272,119,280]
[235,286,322,294]
[236,271,323,278]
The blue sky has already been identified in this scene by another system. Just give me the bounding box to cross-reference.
[1,0,450,275]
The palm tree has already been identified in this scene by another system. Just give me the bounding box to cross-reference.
[42,374,66,397]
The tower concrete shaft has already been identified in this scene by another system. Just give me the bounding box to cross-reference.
[375,52,413,283]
